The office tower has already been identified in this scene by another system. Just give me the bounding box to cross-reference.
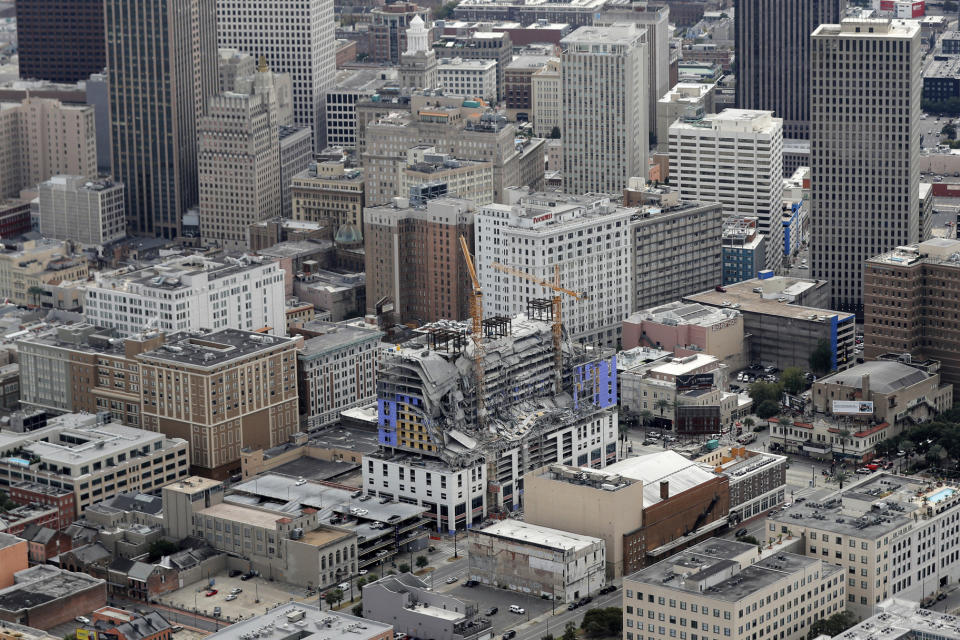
[38,176,125,247]
[561,25,647,196]
[656,83,716,153]
[0,97,98,198]
[736,0,840,140]
[325,69,399,149]
[436,58,498,102]
[669,109,784,272]
[198,62,282,251]
[217,0,335,146]
[364,198,475,324]
[105,0,218,239]
[531,58,561,137]
[811,19,921,315]
[596,3,670,140]
[15,0,105,83]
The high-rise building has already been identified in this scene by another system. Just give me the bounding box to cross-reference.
[216,0,335,149]
[324,69,399,150]
[0,97,98,199]
[735,0,840,140]
[669,109,784,272]
[530,58,561,138]
[864,239,960,388]
[475,189,636,348]
[37,176,125,247]
[436,58,498,102]
[370,3,431,64]
[15,0,105,84]
[596,3,670,139]
[811,18,921,315]
[655,83,716,153]
[278,126,314,217]
[198,62,282,251]
[105,0,218,239]
[561,25,647,196]
[433,31,513,102]
[399,16,438,91]
[364,197,475,324]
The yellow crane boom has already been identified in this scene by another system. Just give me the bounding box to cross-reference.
[490,262,583,394]
[459,235,486,428]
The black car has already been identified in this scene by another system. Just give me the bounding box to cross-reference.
[464,580,479,587]
[240,571,257,581]
[485,607,498,616]
[229,569,242,577]
[735,528,749,538]
[503,631,517,640]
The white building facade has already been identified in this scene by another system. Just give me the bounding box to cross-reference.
[83,255,287,337]
[37,175,125,247]
[436,58,497,102]
[561,25,647,196]
[670,109,785,272]
[216,0,335,149]
[476,189,635,347]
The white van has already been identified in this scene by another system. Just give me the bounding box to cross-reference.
[509,605,525,614]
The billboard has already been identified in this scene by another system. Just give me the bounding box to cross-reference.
[675,405,721,435]
[781,393,805,412]
[832,400,874,415]
[676,373,714,391]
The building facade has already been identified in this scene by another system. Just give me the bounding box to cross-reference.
[370,3,431,64]
[199,65,282,251]
[722,217,767,285]
[562,25,647,195]
[15,0,105,84]
[530,58,561,138]
[865,239,960,387]
[138,330,300,477]
[436,58,498,102]
[811,19,921,315]
[38,176,125,247]
[216,0,335,148]
[105,0,218,239]
[670,109,784,272]
[735,0,841,140]
[655,83,716,153]
[291,161,365,237]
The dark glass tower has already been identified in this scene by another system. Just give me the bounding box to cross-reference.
[16,0,106,83]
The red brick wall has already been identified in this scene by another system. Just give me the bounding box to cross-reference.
[640,476,729,564]
[0,581,107,629]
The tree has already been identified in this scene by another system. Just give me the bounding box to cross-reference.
[581,608,622,638]
[944,123,958,140]
[325,589,344,608]
[562,622,578,640]
[416,555,429,569]
[781,367,806,395]
[147,539,179,561]
[352,603,364,617]
[749,381,782,406]
[809,339,833,375]
[549,126,561,139]
[432,0,459,19]
[355,577,367,590]
[743,417,755,431]
[739,535,759,546]
[542,635,555,640]
[927,444,948,467]
[399,563,411,573]
[27,285,45,307]
[837,428,852,461]
[807,611,858,639]
[653,398,670,418]
[639,409,653,427]
[756,400,779,421]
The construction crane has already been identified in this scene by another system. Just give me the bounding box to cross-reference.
[490,262,582,395]
[459,235,486,429]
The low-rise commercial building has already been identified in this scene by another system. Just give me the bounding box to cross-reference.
[0,534,27,589]
[622,539,845,640]
[436,58,497,102]
[37,176,125,247]
[204,604,392,640]
[524,453,729,577]
[842,599,960,639]
[364,573,487,640]
[0,565,106,629]
[622,302,744,370]
[297,321,382,429]
[696,446,787,525]
[467,520,604,602]
[722,217,766,285]
[685,276,856,373]
[923,55,960,102]
[0,239,88,307]
[0,412,189,518]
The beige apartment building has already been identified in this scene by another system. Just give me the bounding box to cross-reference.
[865,238,960,388]
[0,238,88,305]
[138,329,300,478]
[623,539,845,640]
[0,96,97,199]
[399,147,494,205]
[291,161,365,238]
[530,57,561,137]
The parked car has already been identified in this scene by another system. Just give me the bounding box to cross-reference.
[642,439,656,446]
[503,631,517,640]
[735,528,749,538]
[485,607,498,616]
[229,570,242,577]
[225,594,238,601]
[240,571,257,581]
[171,627,183,633]
[338,582,351,591]
[464,580,479,587]
[509,605,525,615]
[446,576,459,584]
[855,468,873,475]
[568,602,579,610]
[213,607,222,617]
[395,634,408,640]
[938,592,948,601]
[75,617,91,625]
[205,589,218,597]
[230,588,242,595]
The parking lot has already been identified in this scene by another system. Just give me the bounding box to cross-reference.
[157,571,319,623]
[442,583,557,635]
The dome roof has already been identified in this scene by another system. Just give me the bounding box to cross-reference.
[335,223,363,246]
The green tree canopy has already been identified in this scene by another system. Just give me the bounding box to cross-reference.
[756,400,780,420]
[781,367,807,395]
[416,555,429,569]
[749,381,782,406]
[581,608,622,638]
[809,339,833,375]
[807,611,858,639]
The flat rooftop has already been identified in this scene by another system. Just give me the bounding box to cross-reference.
[843,598,960,640]
[925,55,960,79]
[561,24,640,45]
[270,457,360,483]
[650,354,719,377]
[198,502,286,529]
[203,603,391,640]
[816,360,931,393]
[299,322,382,357]
[163,476,222,495]
[0,566,103,613]
[300,527,353,547]
[627,301,740,329]
[685,278,851,321]
[474,520,602,552]
[137,329,295,367]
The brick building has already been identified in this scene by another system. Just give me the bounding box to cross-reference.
[865,238,960,387]
[0,565,106,630]
[370,3,431,63]
[7,482,75,530]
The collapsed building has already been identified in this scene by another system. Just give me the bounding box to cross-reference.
[368,313,620,531]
